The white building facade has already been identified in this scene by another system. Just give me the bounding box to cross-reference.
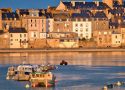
[72,19,92,40]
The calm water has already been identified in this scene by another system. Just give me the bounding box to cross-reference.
[0,52,125,90]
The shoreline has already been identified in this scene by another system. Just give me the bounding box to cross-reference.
[0,48,125,52]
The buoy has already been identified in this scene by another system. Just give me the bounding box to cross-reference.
[25,84,30,88]
[116,81,122,86]
[103,86,108,90]
[32,83,36,87]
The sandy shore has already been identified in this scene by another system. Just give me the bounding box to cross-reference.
[0,48,125,52]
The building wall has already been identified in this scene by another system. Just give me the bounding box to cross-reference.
[92,19,109,31]
[93,30,112,47]
[0,10,2,30]
[112,33,122,47]
[121,27,125,46]
[103,0,113,8]
[2,19,21,30]
[56,1,67,11]
[117,0,123,5]
[72,19,92,39]
[53,20,72,32]
[47,39,60,48]
[9,33,28,48]
[47,18,54,32]
[0,33,9,48]
[59,40,78,48]
[22,17,46,40]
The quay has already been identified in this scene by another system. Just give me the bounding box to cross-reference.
[0,48,125,53]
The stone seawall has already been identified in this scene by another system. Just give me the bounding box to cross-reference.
[0,48,125,52]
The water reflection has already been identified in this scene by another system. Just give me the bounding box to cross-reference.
[0,52,125,66]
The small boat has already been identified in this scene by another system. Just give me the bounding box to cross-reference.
[60,60,68,65]
[30,72,56,87]
[6,66,15,80]
[40,64,57,72]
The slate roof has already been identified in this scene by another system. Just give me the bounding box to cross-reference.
[63,2,72,9]
[17,9,29,15]
[62,1,110,10]
[94,11,107,18]
[2,12,20,20]
[109,8,124,15]
[9,28,27,33]
[72,10,93,18]
[53,13,70,20]
[109,22,119,28]
[120,22,125,28]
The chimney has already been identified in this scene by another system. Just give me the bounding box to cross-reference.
[83,0,86,4]
[94,0,100,6]
[71,0,76,7]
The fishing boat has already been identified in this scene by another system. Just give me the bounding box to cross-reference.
[30,71,56,87]
[6,64,56,81]
[6,64,36,81]
[40,64,57,72]
[13,64,37,81]
[6,66,15,80]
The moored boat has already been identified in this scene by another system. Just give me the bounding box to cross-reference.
[30,72,56,87]
[6,64,57,82]
[6,66,15,80]
[6,64,35,80]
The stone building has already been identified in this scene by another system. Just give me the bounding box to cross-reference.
[53,13,72,32]
[2,12,21,31]
[112,31,122,47]
[9,28,28,48]
[72,10,93,40]
[0,30,9,48]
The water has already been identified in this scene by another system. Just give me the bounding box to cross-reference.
[0,52,125,90]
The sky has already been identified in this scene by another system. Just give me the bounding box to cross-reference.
[0,0,94,10]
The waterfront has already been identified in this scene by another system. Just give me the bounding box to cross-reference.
[1,52,125,90]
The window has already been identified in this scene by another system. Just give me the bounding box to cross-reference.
[20,34,22,38]
[24,34,26,37]
[104,32,107,35]
[42,28,44,32]
[65,24,67,27]
[86,23,88,27]
[10,34,13,37]
[80,29,83,32]
[11,39,13,41]
[115,35,117,39]
[31,19,32,22]
[42,20,44,23]
[80,24,83,27]
[86,28,88,32]
[86,36,88,39]
[34,33,36,37]
[75,24,78,27]
[99,32,101,35]
[75,29,78,32]
[80,34,83,37]
[15,39,18,41]
[31,24,32,27]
